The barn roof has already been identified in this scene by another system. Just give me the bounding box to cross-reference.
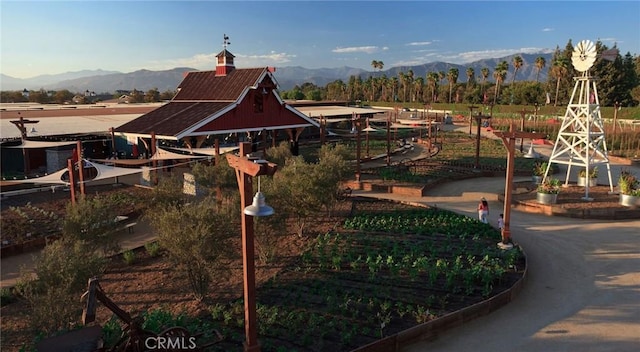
[114,66,318,140]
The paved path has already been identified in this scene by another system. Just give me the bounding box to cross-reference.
[0,220,156,288]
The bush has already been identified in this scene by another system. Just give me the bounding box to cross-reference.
[144,241,161,257]
[122,250,136,265]
[16,238,106,335]
[1,287,16,306]
[148,197,237,301]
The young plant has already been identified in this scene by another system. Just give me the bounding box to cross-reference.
[122,250,136,265]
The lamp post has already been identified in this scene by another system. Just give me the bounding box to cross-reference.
[519,108,532,153]
[494,125,545,247]
[468,105,479,135]
[386,112,391,166]
[355,114,362,181]
[226,142,278,352]
[474,113,491,169]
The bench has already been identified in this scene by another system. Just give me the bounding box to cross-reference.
[119,222,137,234]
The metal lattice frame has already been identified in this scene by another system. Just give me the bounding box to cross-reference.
[542,72,614,200]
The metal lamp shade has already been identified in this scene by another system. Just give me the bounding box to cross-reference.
[243,191,274,217]
[524,143,538,159]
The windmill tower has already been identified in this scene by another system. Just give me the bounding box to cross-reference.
[542,40,616,200]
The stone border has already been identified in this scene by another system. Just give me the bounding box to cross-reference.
[350,198,527,352]
[499,182,640,220]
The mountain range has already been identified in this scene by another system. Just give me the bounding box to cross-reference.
[1,53,553,93]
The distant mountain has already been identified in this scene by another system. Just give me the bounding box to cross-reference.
[1,52,553,93]
[50,67,196,93]
[1,69,120,91]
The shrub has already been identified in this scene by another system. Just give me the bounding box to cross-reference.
[144,241,161,257]
[618,169,638,195]
[1,287,16,306]
[15,238,106,335]
[578,166,598,178]
[148,197,237,301]
[537,177,561,194]
[122,250,136,265]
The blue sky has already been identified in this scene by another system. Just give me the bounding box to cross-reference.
[1,0,639,79]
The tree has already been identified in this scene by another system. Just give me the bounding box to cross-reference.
[466,67,475,88]
[481,67,490,102]
[144,88,160,102]
[493,61,509,104]
[550,53,570,106]
[511,55,523,83]
[150,197,237,301]
[63,195,124,255]
[447,68,459,103]
[535,56,546,82]
[427,72,439,102]
[264,143,350,236]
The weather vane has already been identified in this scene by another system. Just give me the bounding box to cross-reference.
[223,34,230,49]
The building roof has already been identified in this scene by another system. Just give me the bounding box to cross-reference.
[173,68,267,101]
[114,65,318,141]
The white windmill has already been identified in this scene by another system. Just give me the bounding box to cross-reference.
[543,39,618,201]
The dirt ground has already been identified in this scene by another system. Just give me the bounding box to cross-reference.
[0,196,349,351]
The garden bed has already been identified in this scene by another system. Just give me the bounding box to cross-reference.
[1,198,526,352]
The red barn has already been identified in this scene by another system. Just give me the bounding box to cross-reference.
[114,42,318,154]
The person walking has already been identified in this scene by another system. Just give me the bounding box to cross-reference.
[498,213,504,230]
[478,197,489,224]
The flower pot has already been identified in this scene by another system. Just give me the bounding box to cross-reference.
[619,194,640,207]
[532,175,543,184]
[577,177,597,187]
[537,192,558,205]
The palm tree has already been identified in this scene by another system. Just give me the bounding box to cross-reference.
[481,67,490,102]
[406,69,414,102]
[414,77,425,102]
[446,68,459,103]
[398,72,406,102]
[551,56,570,106]
[427,72,439,102]
[534,56,546,82]
[390,76,399,102]
[466,67,475,88]
[511,55,523,83]
[493,61,509,105]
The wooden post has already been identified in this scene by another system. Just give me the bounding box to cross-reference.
[320,115,325,146]
[494,126,546,245]
[355,115,361,181]
[76,141,85,198]
[151,132,157,185]
[227,143,277,352]
[386,112,391,166]
[109,127,116,156]
[468,105,478,135]
[67,159,76,205]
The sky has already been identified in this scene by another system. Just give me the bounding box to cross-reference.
[1,0,639,79]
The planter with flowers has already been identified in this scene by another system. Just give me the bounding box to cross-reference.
[618,170,640,207]
[536,177,561,204]
[577,166,598,187]
[532,161,553,185]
